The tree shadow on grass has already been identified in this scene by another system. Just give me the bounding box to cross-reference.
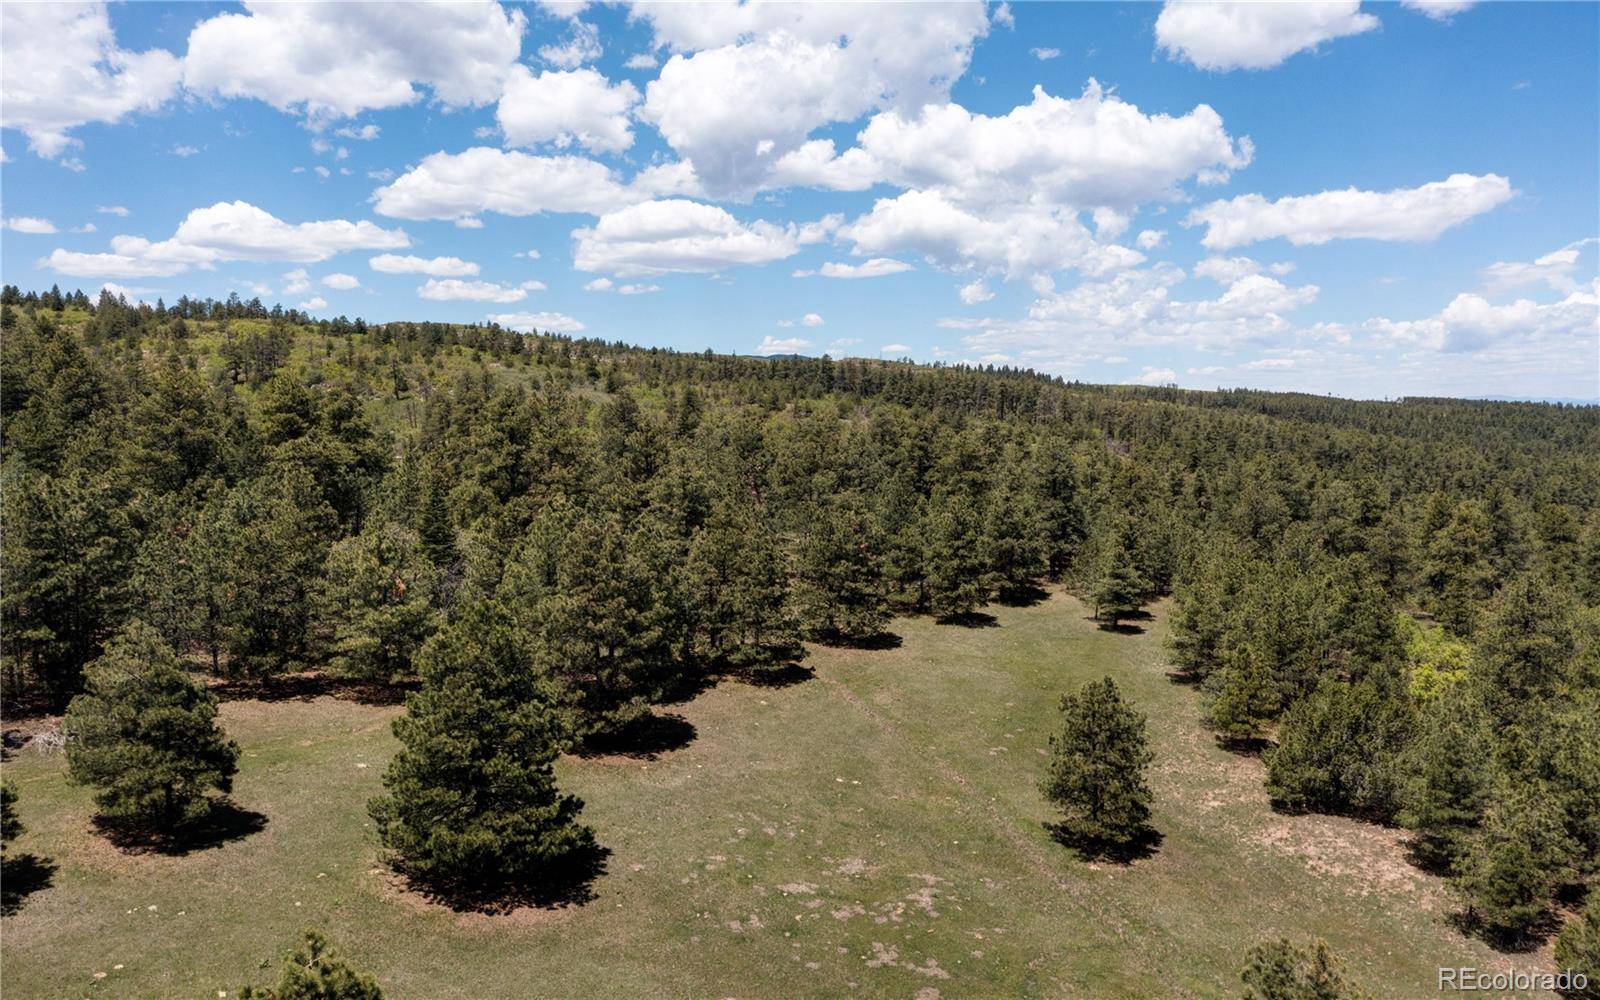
[1214,734,1272,757]
[1164,668,1204,686]
[1044,823,1164,865]
[394,842,611,914]
[213,672,417,707]
[937,610,999,628]
[1446,907,1557,954]
[739,662,816,688]
[814,630,903,651]
[575,711,697,760]
[1,853,57,914]
[1094,620,1147,635]
[997,583,1050,608]
[92,798,267,856]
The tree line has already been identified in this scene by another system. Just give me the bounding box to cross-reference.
[2,288,1597,955]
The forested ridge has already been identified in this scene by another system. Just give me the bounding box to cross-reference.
[3,286,1598,959]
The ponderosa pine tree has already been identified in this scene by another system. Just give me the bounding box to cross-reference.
[0,467,133,706]
[1421,500,1496,636]
[1240,938,1364,1000]
[1453,779,1578,943]
[1090,526,1148,627]
[1041,676,1154,851]
[197,467,336,677]
[922,490,993,620]
[1553,897,1600,998]
[369,602,596,897]
[794,496,889,642]
[416,471,458,573]
[62,622,239,831]
[1398,687,1492,874]
[1206,640,1281,746]
[985,447,1048,599]
[1265,679,1412,820]
[1470,573,1577,731]
[686,499,801,669]
[1030,436,1086,579]
[313,523,439,680]
[239,929,383,1000]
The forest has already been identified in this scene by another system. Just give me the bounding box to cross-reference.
[2,285,1598,997]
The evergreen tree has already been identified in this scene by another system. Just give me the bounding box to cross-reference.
[1553,897,1600,999]
[416,471,459,573]
[240,929,383,1000]
[0,468,133,706]
[314,524,440,680]
[1266,679,1411,821]
[1470,573,1577,731]
[1240,938,1364,999]
[1041,677,1155,850]
[197,468,336,677]
[1421,500,1496,636]
[922,490,993,619]
[369,603,596,896]
[985,448,1048,598]
[686,499,802,669]
[794,496,889,642]
[1090,527,1148,627]
[62,622,239,831]
[1454,780,1577,943]
[1031,436,1086,578]
[1398,688,1492,874]
[1206,641,1281,745]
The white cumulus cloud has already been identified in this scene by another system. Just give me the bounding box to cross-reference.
[1155,1,1379,71]
[371,148,631,223]
[0,2,182,157]
[573,199,810,276]
[369,253,480,277]
[1186,173,1514,249]
[183,1,526,122]
[496,66,639,154]
[489,310,586,333]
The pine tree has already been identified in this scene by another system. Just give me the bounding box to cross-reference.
[1041,677,1155,851]
[520,512,674,739]
[1090,529,1148,627]
[1470,573,1577,730]
[1454,780,1577,943]
[1266,680,1411,820]
[369,602,596,897]
[416,472,458,573]
[240,929,383,1000]
[1031,437,1086,579]
[314,523,439,680]
[1553,897,1600,998]
[1421,500,1496,636]
[62,622,239,831]
[197,468,336,677]
[984,449,1048,599]
[922,491,994,620]
[794,496,889,642]
[1240,938,1364,999]
[1206,641,1281,745]
[1398,688,1492,874]
[0,468,133,706]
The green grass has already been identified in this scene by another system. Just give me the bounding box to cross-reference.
[0,595,1555,997]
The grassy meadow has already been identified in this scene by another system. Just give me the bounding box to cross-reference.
[0,595,1554,998]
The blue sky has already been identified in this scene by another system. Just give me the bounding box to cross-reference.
[2,1,1596,400]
